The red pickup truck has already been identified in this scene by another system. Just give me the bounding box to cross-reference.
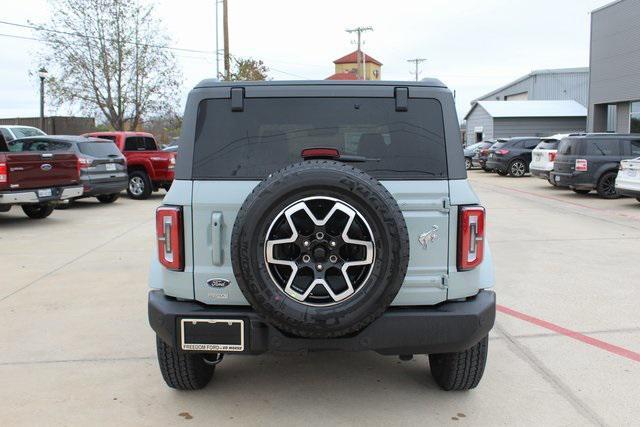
[83,131,175,199]
[0,136,83,219]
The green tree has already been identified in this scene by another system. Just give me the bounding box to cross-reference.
[223,56,269,81]
[35,0,182,131]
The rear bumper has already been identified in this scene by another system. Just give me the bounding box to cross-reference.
[530,169,550,179]
[0,185,83,205]
[148,289,496,355]
[82,178,128,197]
[549,172,593,190]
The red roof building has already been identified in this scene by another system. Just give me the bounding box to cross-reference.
[326,50,382,81]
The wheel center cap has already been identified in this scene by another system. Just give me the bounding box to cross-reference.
[312,246,327,262]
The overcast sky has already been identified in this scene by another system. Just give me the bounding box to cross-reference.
[0,0,611,122]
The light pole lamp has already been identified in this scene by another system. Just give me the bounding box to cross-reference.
[38,67,48,131]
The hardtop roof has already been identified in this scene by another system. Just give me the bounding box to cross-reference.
[194,78,447,89]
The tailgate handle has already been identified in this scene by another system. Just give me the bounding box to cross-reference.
[211,212,223,265]
[41,153,53,158]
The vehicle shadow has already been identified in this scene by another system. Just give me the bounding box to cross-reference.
[199,351,440,395]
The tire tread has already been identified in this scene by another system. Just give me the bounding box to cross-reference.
[428,335,488,391]
[155,336,214,390]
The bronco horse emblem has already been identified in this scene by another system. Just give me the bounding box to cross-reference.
[418,225,439,249]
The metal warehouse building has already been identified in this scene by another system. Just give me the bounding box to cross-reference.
[589,0,640,133]
[474,68,589,106]
[464,100,587,142]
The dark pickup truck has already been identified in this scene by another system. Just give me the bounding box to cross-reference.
[0,135,83,219]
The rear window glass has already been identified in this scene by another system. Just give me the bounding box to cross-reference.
[585,140,620,156]
[78,141,122,157]
[192,97,447,180]
[24,140,72,152]
[491,142,505,149]
[558,139,580,155]
[537,140,560,150]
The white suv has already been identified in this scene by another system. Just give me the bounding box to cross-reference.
[530,134,569,185]
[615,157,640,203]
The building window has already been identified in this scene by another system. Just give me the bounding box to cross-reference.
[631,101,640,133]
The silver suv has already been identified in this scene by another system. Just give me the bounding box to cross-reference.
[148,80,495,391]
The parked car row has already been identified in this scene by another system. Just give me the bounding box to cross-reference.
[0,129,176,219]
[465,133,640,203]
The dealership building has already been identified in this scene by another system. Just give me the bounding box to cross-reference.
[588,0,640,133]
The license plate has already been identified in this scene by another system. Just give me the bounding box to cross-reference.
[106,163,116,171]
[555,175,561,182]
[38,189,52,197]
[181,319,244,352]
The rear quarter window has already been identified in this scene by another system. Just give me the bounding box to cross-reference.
[584,140,620,156]
[192,97,447,180]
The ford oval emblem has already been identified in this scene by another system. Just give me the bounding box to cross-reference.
[41,163,52,171]
[207,278,230,288]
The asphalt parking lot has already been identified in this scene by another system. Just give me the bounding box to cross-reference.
[1,171,639,426]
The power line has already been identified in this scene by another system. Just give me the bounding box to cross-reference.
[0,19,215,54]
[407,58,427,81]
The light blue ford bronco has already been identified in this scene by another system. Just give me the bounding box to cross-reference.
[148,80,495,391]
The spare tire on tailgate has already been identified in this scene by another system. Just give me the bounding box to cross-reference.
[231,160,410,338]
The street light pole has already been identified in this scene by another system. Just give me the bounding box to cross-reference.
[38,67,48,131]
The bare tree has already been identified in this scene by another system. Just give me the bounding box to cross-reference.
[35,0,182,130]
[223,56,269,81]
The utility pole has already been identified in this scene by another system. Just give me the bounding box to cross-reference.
[346,26,373,80]
[407,58,427,81]
[215,0,220,78]
[223,0,230,80]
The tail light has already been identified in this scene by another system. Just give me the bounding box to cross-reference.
[458,206,485,271]
[168,155,176,170]
[156,206,184,271]
[0,162,7,183]
[549,152,557,162]
[77,157,92,174]
[495,149,510,155]
[575,159,588,172]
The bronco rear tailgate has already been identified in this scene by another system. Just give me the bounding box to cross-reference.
[3,152,79,190]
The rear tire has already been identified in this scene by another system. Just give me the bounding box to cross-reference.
[596,171,620,199]
[97,194,119,204]
[155,336,215,390]
[572,189,590,195]
[508,159,527,177]
[429,335,488,391]
[22,203,55,219]
[465,158,472,170]
[127,171,152,200]
[636,197,640,203]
